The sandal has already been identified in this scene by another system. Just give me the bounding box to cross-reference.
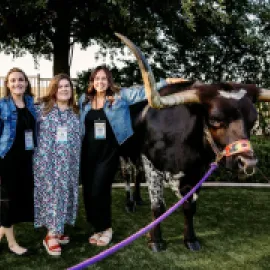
[58,235,70,245]
[96,228,113,247]
[89,233,101,245]
[43,235,61,256]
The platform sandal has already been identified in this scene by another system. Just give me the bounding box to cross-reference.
[96,228,113,247]
[43,234,61,256]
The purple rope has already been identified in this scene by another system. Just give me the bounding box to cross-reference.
[68,163,218,270]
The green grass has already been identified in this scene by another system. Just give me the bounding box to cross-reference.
[1,187,270,270]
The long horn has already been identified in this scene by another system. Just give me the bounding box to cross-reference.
[115,33,200,108]
[258,88,270,102]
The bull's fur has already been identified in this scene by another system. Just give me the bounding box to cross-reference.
[122,81,259,251]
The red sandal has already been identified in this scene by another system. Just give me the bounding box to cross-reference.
[43,235,61,256]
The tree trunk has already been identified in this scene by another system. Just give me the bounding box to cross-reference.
[52,4,71,76]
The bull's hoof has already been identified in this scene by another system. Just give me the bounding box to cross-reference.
[184,239,201,251]
[125,202,136,213]
[148,241,167,252]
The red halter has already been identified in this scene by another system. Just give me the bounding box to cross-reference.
[204,126,253,163]
[223,139,252,157]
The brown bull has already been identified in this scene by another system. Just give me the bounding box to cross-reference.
[116,33,270,252]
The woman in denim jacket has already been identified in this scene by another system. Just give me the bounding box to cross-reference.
[0,67,37,256]
[79,65,182,246]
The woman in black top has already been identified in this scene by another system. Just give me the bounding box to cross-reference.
[0,68,36,256]
[80,65,184,246]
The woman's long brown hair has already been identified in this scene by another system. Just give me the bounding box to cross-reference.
[4,67,34,97]
[40,73,78,115]
[84,65,120,104]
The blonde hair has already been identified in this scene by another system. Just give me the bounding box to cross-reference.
[40,73,78,115]
[4,67,34,97]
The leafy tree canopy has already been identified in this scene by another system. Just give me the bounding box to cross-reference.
[0,0,269,88]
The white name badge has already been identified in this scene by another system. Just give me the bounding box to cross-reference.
[94,121,106,139]
[56,126,68,143]
[25,130,34,150]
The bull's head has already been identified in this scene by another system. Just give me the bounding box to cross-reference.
[116,33,270,177]
[202,89,258,177]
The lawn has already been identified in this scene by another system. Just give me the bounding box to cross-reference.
[0,186,270,270]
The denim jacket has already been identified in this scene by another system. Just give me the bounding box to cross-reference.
[79,80,167,145]
[0,95,37,158]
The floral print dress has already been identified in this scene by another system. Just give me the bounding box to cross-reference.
[33,105,81,234]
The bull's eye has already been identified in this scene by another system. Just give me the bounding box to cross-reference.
[208,119,222,128]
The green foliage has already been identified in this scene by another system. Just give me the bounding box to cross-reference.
[75,69,91,97]
[1,0,270,84]
[0,0,162,74]
[254,103,270,136]
[0,188,270,269]
[160,0,270,84]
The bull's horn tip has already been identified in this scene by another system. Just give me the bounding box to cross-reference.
[115,32,123,38]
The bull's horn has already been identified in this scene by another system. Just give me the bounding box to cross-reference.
[115,33,200,108]
[115,33,161,108]
[258,88,270,102]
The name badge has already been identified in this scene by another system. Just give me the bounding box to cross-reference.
[94,121,106,139]
[56,126,68,143]
[25,130,34,150]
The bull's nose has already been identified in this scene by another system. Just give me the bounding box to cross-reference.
[236,155,257,176]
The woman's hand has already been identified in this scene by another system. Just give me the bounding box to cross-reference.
[166,78,189,84]
[106,96,115,103]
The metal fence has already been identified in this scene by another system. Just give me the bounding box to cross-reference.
[0,74,269,134]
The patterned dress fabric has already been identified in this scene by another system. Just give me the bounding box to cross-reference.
[33,105,81,234]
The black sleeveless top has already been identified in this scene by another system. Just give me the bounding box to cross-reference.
[82,108,118,164]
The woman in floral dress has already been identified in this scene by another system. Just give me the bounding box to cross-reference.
[33,74,81,256]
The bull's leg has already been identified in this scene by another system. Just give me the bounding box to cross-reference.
[133,161,144,205]
[125,178,136,213]
[180,184,201,251]
[141,155,166,252]
[148,201,166,252]
[120,157,136,213]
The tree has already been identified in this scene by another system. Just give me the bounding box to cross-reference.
[0,0,269,88]
[156,0,270,85]
[0,0,230,77]
[113,0,270,87]
[0,0,161,75]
